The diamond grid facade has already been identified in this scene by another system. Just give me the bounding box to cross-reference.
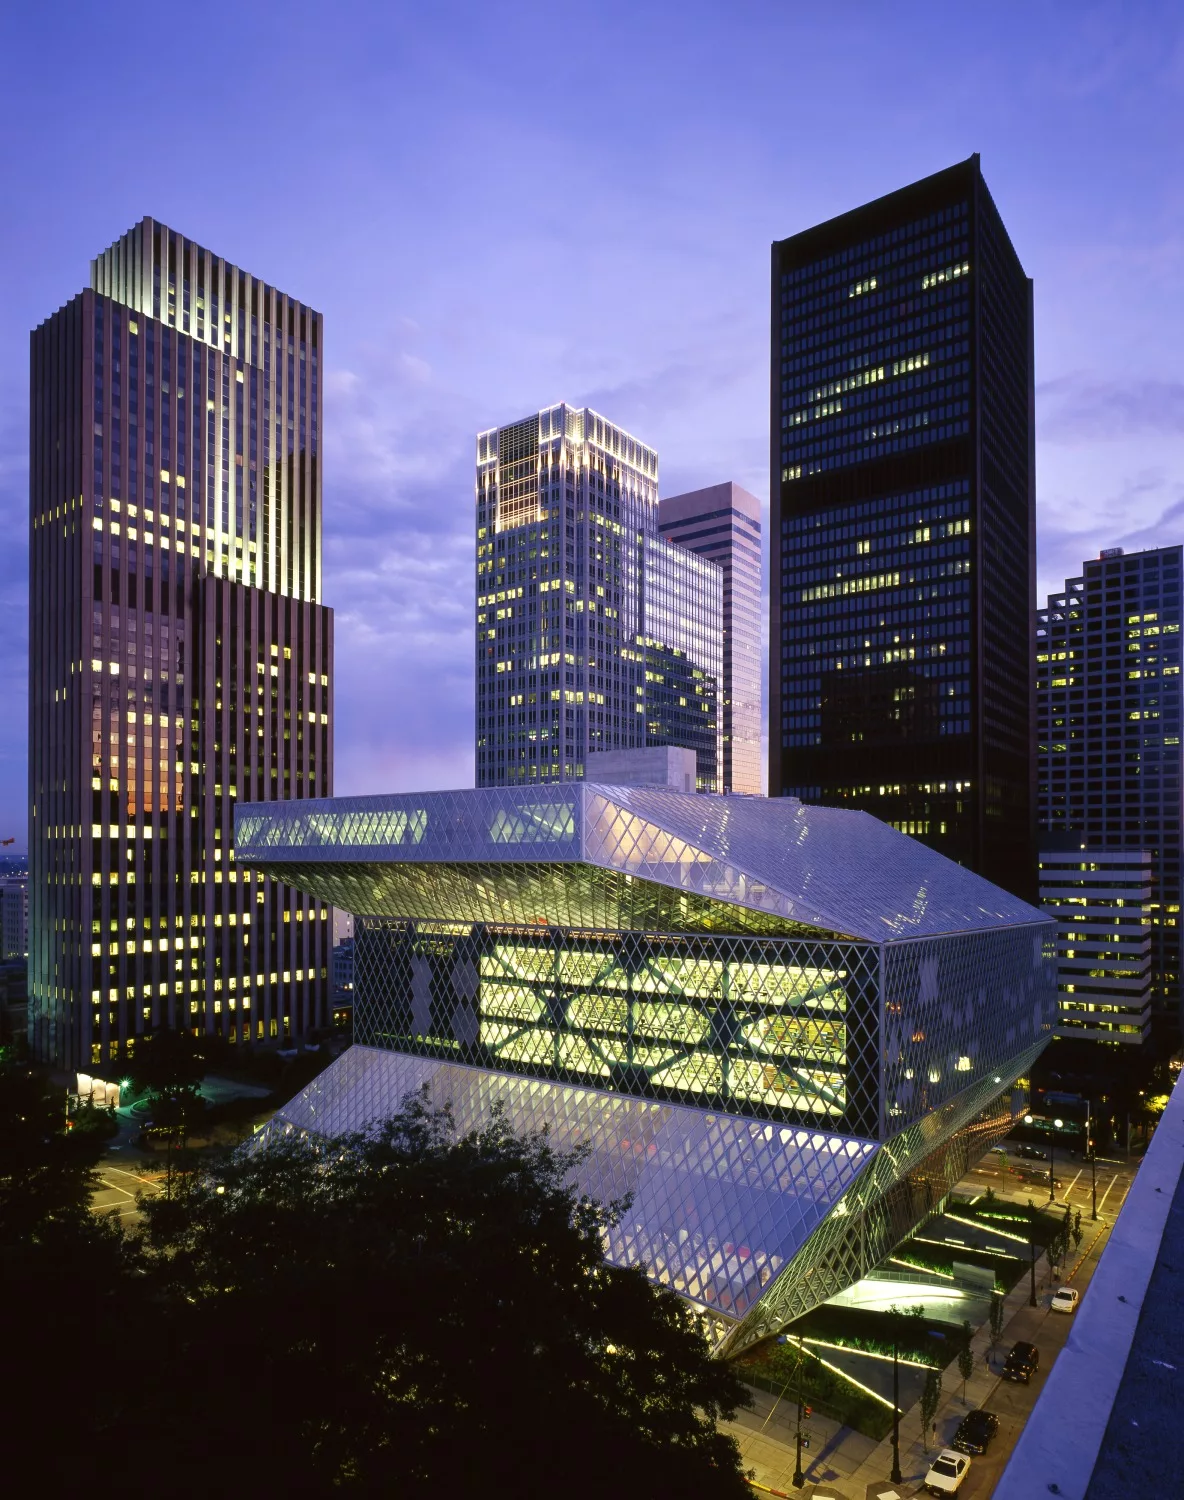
[238,784,1055,1350]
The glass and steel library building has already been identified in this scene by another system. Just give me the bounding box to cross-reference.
[235,785,1055,1355]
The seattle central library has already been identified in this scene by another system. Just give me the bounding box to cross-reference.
[235,785,1055,1356]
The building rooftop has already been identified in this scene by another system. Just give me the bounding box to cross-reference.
[235,785,1048,943]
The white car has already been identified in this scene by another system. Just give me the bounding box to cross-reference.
[924,1449,971,1494]
[1051,1286,1080,1314]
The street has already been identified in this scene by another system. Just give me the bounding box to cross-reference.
[91,1148,165,1222]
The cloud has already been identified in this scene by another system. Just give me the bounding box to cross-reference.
[321,341,481,797]
[1037,469,1184,597]
[1038,372,1184,443]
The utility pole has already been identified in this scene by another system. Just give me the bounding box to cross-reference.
[891,1327,902,1485]
[1028,1203,1038,1307]
[1091,1147,1098,1222]
[793,1335,805,1490]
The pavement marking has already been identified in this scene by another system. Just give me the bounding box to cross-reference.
[103,1164,163,1186]
[1096,1173,1122,1215]
[98,1177,137,1202]
[1062,1168,1084,1198]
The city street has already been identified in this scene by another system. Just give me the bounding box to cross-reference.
[91,1148,165,1222]
[965,1138,1137,1221]
[728,1142,1142,1498]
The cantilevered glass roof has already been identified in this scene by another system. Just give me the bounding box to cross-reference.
[235,785,1046,942]
[262,1045,878,1326]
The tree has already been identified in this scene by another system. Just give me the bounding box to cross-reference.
[988,1291,1006,1356]
[920,1367,942,1451]
[134,1094,752,1497]
[0,1064,107,1239]
[126,1026,210,1195]
[0,1065,144,1487]
[957,1320,975,1402]
[1072,1209,1084,1254]
[125,1024,208,1100]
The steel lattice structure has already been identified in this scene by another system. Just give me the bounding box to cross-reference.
[237,784,1056,1353]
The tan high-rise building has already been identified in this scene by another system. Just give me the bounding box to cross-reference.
[659,483,763,794]
[475,405,724,792]
[29,219,333,1068]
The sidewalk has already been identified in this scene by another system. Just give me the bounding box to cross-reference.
[727,1211,1115,1497]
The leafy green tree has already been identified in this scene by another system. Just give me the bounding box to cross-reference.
[988,1291,1006,1355]
[920,1367,942,1450]
[135,1094,752,1497]
[0,1065,144,1487]
[0,1064,106,1238]
[957,1320,975,1401]
[125,1024,208,1100]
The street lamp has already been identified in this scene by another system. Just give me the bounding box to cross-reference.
[1028,1202,1038,1307]
[890,1320,903,1485]
[1048,1117,1064,1204]
[792,1338,804,1488]
[1090,1139,1098,1221]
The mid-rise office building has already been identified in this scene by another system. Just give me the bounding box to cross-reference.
[29,219,333,1069]
[770,155,1036,899]
[1038,847,1153,1044]
[1037,546,1183,1022]
[659,483,763,794]
[0,878,28,960]
[475,405,723,790]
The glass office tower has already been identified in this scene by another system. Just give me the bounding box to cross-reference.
[475,405,723,790]
[770,155,1036,900]
[1037,546,1183,1024]
[29,219,334,1068]
[659,483,763,794]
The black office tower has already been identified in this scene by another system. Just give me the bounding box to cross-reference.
[770,156,1036,900]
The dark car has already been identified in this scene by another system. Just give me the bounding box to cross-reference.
[1015,1144,1047,1160]
[952,1409,1000,1455]
[1002,1341,1040,1383]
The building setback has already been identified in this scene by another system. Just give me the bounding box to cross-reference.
[29,219,333,1069]
[1037,545,1183,1022]
[659,482,763,794]
[770,155,1036,901]
[1038,847,1153,1044]
[475,404,723,791]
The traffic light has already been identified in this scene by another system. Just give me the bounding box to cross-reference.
[804,1405,813,1418]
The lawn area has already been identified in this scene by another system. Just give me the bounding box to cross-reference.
[735,1337,895,1441]
[946,1193,1071,1248]
[889,1239,1027,1293]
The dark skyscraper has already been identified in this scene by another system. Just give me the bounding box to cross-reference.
[770,155,1035,900]
[29,220,333,1069]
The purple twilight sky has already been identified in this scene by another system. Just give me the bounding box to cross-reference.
[1,1,1182,849]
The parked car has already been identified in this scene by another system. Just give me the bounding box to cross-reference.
[1002,1340,1040,1383]
[1015,1143,1047,1160]
[1051,1286,1080,1314]
[988,1145,1008,1157]
[924,1449,972,1494]
[952,1409,999,1456]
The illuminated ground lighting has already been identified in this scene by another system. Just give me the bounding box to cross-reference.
[801,1344,897,1410]
[944,1209,1029,1244]
[801,1335,937,1371]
